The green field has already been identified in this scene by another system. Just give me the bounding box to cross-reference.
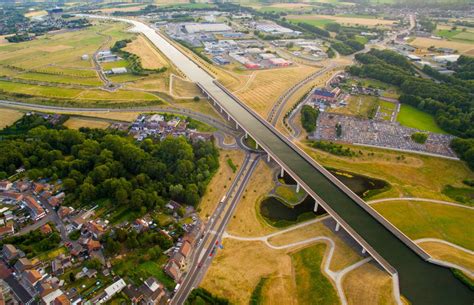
[373,200,474,250]
[274,185,306,205]
[289,18,335,28]
[436,29,474,42]
[397,104,446,133]
[291,244,339,305]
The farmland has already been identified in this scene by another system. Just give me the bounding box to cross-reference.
[63,117,111,130]
[396,104,446,133]
[287,14,396,28]
[124,35,171,69]
[235,65,317,117]
[409,37,474,55]
[0,108,23,129]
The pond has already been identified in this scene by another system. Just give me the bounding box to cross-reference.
[263,168,389,226]
[279,168,388,198]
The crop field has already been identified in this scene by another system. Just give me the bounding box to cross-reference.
[255,3,314,13]
[299,141,473,202]
[343,262,397,305]
[372,200,474,250]
[235,65,317,117]
[124,35,170,69]
[63,117,111,130]
[409,37,474,55]
[291,244,339,305]
[287,14,395,28]
[396,104,446,133]
[0,108,23,129]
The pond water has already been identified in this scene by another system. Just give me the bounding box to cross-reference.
[264,168,389,223]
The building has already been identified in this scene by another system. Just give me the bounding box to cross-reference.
[183,23,231,34]
[0,225,14,238]
[0,181,12,192]
[256,23,299,35]
[14,258,33,274]
[433,54,460,64]
[94,278,126,304]
[140,277,165,305]
[312,89,337,104]
[48,192,65,207]
[2,244,18,261]
[269,57,291,67]
[110,67,127,74]
[0,192,23,202]
[23,196,46,221]
[20,269,42,294]
[164,260,181,282]
[53,294,71,305]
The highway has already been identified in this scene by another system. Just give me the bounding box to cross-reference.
[83,15,473,304]
[172,153,261,304]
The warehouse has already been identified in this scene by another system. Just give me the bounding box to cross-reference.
[184,23,232,34]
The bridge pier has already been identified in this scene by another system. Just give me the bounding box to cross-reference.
[235,122,239,129]
[335,222,340,232]
[267,154,271,162]
[314,200,318,212]
[280,167,284,178]
[362,247,367,254]
[227,113,230,121]
[245,132,248,139]
[255,142,259,149]
[296,183,300,193]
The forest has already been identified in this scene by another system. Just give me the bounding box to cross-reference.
[348,49,474,168]
[0,115,219,212]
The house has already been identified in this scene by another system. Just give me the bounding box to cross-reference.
[41,191,53,201]
[123,284,144,304]
[53,294,71,305]
[57,206,73,219]
[14,258,32,274]
[33,183,48,194]
[269,57,291,67]
[20,269,43,294]
[2,244,18,261]
[40,224,53,235]
[140,277,165,305]
[110,67,127,74]
[133,219,149,232]
[312,89,337,104]
[86,221,106,239]
[170,252,186,269]
[23,196,46,221]
[0,225,14,239]
[164,260,181,282]
[86,240,101,253]
[93,278,126,304]
[165,200,182,211]
[0,181,12,192]
[179,241,192,259]
[15,181,30,192]
[51,254,72,276]
[48,192,65,207]
[0,192,23,202]
[41,288,64,305]
[69,244,84,257]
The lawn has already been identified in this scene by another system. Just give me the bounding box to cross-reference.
[289,18,335,28]
[396,104,446,133]
[0,108,23,129]
[442,185,474,206]
[273,185,306,205]
[372,200,474,250]
[436,29,474,42]
[329,95,379,119]
[291,244,340,305]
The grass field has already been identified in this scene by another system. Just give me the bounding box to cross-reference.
[0,108,23,129]
[329,95,379,118]
[124,35,170,69]
[372,200,474,250]
[291,244,339,305]
[299,141,473,202]
[287,14,395,28]
[274,185,306,205]
[342,262,397,305]
[170,75,203,98]
[289,17,335,28]
[396,104,446,133]
[435,29,474,43]
[378,100,396,121]
[418,241,474,272]
[235,65,317,117]
[63,117,110,130]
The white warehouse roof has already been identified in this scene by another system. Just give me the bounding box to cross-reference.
[184,23,232,33]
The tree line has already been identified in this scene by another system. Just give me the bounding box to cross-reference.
[111,39,167,75]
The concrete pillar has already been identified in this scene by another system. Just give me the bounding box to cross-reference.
[314,200,318,212]
[280,167,284,178]
[235,122,239,129]
[220,106,223,113]
[227,113,230,120]
[335,222,340,232]
[245,132,248,139]
[255,142,259,149]
[267,154,271,162]
[296,183,300,193]
[362,247,366,254]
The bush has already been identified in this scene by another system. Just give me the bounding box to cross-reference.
[301,105,319,133]
[411,132,428,144]
[310,141,355,157]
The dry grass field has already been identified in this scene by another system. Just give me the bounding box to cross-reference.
[124,35,170,69]
[0,108,24,129]
[226,161,278,237]
[235,65,317,117]
[170,75,203,98]
[288,14,395,27]
[418,241,474,272]
[299,142,473,201]
[198,149,246,219]
[409,37,474,55]
[342,262,397,305]
[63,117,110,130]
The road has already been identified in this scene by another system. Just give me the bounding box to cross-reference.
[79,15,473,305]
[172,153,261,304]
[0,100,236,135]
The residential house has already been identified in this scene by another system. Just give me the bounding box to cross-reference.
[15,181,30,192]
[0,226,14,239]
[85,240,101,253]
[164,260,181,282]
[140,277,165,305]
[20,269,43,295]
[40,224,52,235]
[0,192,23,203]
[57,207,73,220]
[41,288,64,305]
[0,181,12,192]
[14,258,33,274]
[92,278,126,304]
[2,244,18,261]
[23,196,46,221]
[48,193,65,207]
[86,221,106,239]
[179,241,192,259]
[53,294,71,305]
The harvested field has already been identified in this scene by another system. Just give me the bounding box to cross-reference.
[0,108,24,129]
[235,65,317,117]
[124,35,170,69]
[288,14,395,27]
[63,117,110,130]
[227,161,278,237]
[418,241,474,272]
[342,261,397,305]
[409,37,474,55]
[198,149,246,220]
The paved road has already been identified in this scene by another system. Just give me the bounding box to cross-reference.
[172,153,261,304]
[0,100,236,135]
